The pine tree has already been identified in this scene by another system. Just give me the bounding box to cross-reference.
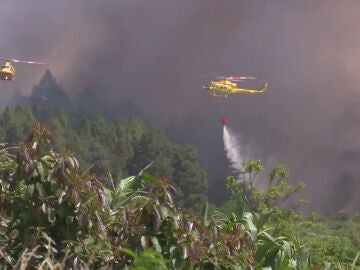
[30,70,71,120]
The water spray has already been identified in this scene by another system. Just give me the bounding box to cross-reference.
[222,117,248,178]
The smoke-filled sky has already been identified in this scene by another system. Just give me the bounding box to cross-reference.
[1,1,360,214]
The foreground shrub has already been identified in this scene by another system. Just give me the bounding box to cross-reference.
[0,123,256,269]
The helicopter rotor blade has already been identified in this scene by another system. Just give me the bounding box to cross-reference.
[215,75,256,82]
[225,76,256,82]
[0,58,45,64]
[10,58,46,64]
[210,72,255,81]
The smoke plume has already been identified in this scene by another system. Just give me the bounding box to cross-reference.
[2,1,360,213]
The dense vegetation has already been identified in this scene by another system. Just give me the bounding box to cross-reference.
[10,70,231,205]
[0,105,207,211]
[0,123,263,269]
[0,123,358,269]
[0,71,358,268]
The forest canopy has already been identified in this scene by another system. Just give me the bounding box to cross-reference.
[0,104,207,210]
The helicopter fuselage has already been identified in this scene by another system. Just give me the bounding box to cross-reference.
[0,61,15,80]
[203,79,268,97]
[203,80,236,96]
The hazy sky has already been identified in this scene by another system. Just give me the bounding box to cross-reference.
[1,1,360,214]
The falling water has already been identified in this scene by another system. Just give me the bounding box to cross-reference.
[223,125,248,176]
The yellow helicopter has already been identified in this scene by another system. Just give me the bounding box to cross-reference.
[0,58,45,81]
[203,74,268,98]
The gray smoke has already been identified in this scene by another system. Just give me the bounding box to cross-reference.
[1,0,360,214]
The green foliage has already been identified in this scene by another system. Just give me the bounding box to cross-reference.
[0,105,36,145]
[0,107,358,269]
[0,122,107,268]
[0,124,255,269]
[296,218,360,269]
[227,160,307,216]
[218,166,312,270]
[0,105,208,210]
[0,120,358,269]
[220,160,360,269]
[171,144,207,210]
[122,248,168,270]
